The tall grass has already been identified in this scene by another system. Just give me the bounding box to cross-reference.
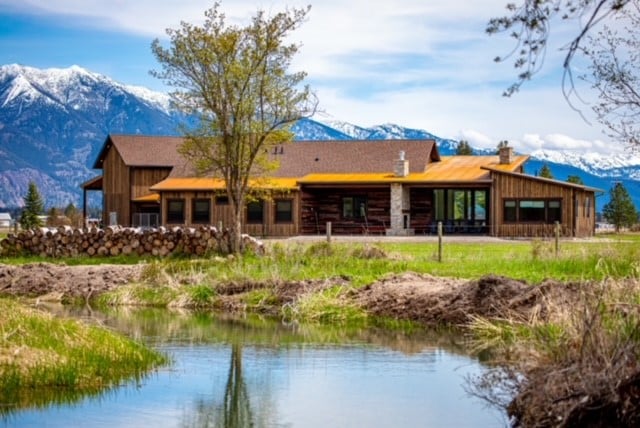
[0,298,167,412]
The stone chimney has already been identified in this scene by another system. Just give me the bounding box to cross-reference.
[394,150,409,177]
[499,146,514,164]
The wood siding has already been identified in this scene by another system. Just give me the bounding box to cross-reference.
[102,146,130,226]
[300,187,390,234]
[409,188,433,233]
[159,191,299,237]
[131,167,171,199]
[491,172,595,237]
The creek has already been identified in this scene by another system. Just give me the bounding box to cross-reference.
[2,306,506,427]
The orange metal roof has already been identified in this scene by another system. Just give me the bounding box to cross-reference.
[132,193,160,202]
[297,155,529,184]
[150,177,299,191]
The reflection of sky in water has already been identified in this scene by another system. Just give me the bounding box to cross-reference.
[3,312,506,428]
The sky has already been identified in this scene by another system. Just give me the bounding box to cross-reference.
[0,0,625,155]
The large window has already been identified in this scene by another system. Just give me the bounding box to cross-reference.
[167,199,185,223]
[192,199,211,224]
[503,199,562,223]
[519,200,546,222]
[275,199,293,223]
[247,200,264,224]
[342,196,367,219]
[434,189,488,222]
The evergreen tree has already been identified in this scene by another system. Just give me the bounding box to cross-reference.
[64,203,82,227]
[567,175,584,185]
[20,181,44,229]
[538,163,553,179]
[455,140,473,155]
[603,182,638,232]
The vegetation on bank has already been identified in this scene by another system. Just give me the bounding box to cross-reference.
[0,298,167,412]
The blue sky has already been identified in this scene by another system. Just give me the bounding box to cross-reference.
[0,0,623,155]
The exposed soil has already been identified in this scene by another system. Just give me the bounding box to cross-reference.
[0,263,143,301]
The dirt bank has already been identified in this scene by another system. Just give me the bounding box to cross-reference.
[0,263,579,328]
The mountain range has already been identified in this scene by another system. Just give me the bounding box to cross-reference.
[1,64,638,213]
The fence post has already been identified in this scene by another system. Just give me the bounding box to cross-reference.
[437,221,443,262]
[326,221,332,244]
[555,221,560,257]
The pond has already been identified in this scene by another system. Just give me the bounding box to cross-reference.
[1,306,506,427]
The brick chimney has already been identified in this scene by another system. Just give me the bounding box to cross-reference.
[499,146,514,164]
[394,150,409,177]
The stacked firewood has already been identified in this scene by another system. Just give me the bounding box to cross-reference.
[0,225,264,257]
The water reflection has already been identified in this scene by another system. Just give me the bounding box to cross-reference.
[2,305,506,428]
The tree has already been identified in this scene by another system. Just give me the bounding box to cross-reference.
[455,140,473,155]
[567,175,584,185]
[20,181,44,229]
[583,4,640,146]
[152,3,317,253]
[487,1,638,147]
[46,207,65,227]
[603,182,637,232]
[64,203,83,227]
[496,140,509,155]
[538,163,554,179]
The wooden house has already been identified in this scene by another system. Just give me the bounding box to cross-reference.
[83,134,598,237]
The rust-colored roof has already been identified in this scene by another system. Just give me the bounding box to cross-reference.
[150,177,299,191]
[298,155,529,184]
[132,193,160,203]
[93,134,183,169]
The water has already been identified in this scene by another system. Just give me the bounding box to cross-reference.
[2,307,506,427]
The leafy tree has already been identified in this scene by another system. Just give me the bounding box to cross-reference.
[496,140,509,155]
[46,207,65,227]
[20,181,44,229]
[603,182,637,232]
[488,1,640,147]
[455,140,473,155]
[567,175,584,185]
[152,2,317,253]
[538,163,554,179]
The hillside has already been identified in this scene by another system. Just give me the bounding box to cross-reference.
[1,64,638,212]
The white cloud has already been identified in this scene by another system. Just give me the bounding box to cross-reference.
[0,0,628,155]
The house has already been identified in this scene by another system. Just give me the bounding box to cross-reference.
[0,212,11,228]
[82,134,598,238]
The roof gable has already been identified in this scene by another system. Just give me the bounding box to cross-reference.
[93,134,184,169]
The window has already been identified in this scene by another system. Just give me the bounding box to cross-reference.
[192,199,211,224]
[519,200,546,222]
[216,196,229,205]
[504,199,562,223]
[474,190,487,220]
[247,200,264,224]
[548,200,562,223]
[275,199,293,223]
[167,199,185,223]
[342,196,367,219]
[504,200,517,222]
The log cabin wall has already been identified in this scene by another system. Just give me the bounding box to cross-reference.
[491,172,596,237]
[102,146,130,226]
[409,188,433,233]
[300,187,391,234]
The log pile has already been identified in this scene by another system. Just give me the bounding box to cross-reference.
[0,226,264,258]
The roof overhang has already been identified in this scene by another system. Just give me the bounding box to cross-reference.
[150,177,299,192]
[482,166,602,192]
[81,175,103,190]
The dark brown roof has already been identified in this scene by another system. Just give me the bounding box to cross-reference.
[93,134,439,176]
[270,140,439,177]
[93,134,183,169]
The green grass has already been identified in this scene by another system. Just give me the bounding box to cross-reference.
[0,298,167,412]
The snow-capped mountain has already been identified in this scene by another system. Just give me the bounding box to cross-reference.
[0,64,638,212]
[0,64,183,208]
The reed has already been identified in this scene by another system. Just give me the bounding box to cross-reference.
[0,298,167,410]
